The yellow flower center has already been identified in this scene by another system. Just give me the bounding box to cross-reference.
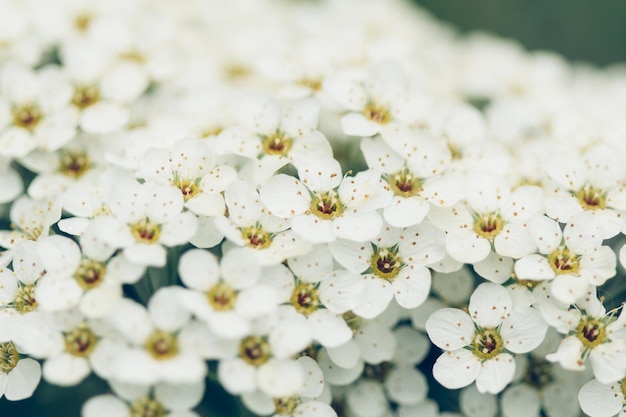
[130,397,165,417]
[240,225,273,249]
[291,283,320,316]
[65,325,97,357]
[310,191,344,220]
[370,247,402,280]
[575,185,606,211]
[388,169,420,197]
[473,213,504,239]
[363,103,391,125]
[297,77,322,92]
[262,132,293,156]
[173,178,200,202]
[548,246,580,275]
[207,282,237,311]
[14,284,38,313]
[239,336,271,367]
[621,379,626,396]
[59,150,91,179]
[575,318,606,349]
[71,84,100,109]
[363,362,392,381]
[472,328,503,361]
[74,259,106,290]
[145,330,178,360]
[274,397,302,416]
[74,14,92,32]
[12,102,43,130]
[0,342,19,373]
[131,220,161,244]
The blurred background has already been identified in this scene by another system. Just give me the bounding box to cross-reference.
[415,0,626,66]
[2,0,626,416]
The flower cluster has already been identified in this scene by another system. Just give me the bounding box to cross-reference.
[1,1,626,417]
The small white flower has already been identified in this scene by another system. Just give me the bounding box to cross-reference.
[544,290,626,384]
[85,178,198,267]
[426,283,548,394]
[260,157,391,243]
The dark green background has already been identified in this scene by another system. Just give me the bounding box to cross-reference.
[3,1,626,416]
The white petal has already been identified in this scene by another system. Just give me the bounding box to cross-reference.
[296,355,325,398]
[346,380,388,417]
[218,358,257,394]
[384,367,428,405]
[333,210,383,243]
[563,212,603,254]
[352,276,393,319]
[445,232,491,264]
[475,353,515,394]
[4,358,41,401]
[291,214,337,243]
[257,359,305,398]
[384,196,429,228]
[124,243,167,267]
[155,381,205,410]
[82,395,130,417]
[393,326,429,366]
[354,322,396,365]
[325,339,360,369]
[80,102,128,133]
[318,271,365,314]
[392,266,431,309]
[317,348,364,385]
[328,239,372,273]
[578,379,624,417]
[460,384,499,417]
[425,308,475,351]
[472,253,513,284]
[260,174,310,218]
[148,287,191,332]
[432,349,481,390]
[527,215,562,254]
[500,307,547,354]
[287,244,334,283]
[500,384,540,417]
[468,283,512,328]
[308,309,352,348]
[513,255,555,281]
[43,353,90,386]
[178,249,219,291]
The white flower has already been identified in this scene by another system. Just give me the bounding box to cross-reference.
[216,179,312,265]
[426,283,548,394]
[35,234,144,318]
[105,290,207,385]
[0,341,42,401]
[260,157,391,243]
[85,178,198,267]
[323,63,424,137]
[0,64,78,158]
[360,135,463,228]
[513,213,614,304]
[329,221,445,318]
[217,333,306,398]
[428,175,543,268]
[544,143,626,239]
[241,356,335,417]
[544,290,626,384]
[0,195,62,266]
[177,247,279,340]
[215,93,331,184]
[137,138,236,217]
